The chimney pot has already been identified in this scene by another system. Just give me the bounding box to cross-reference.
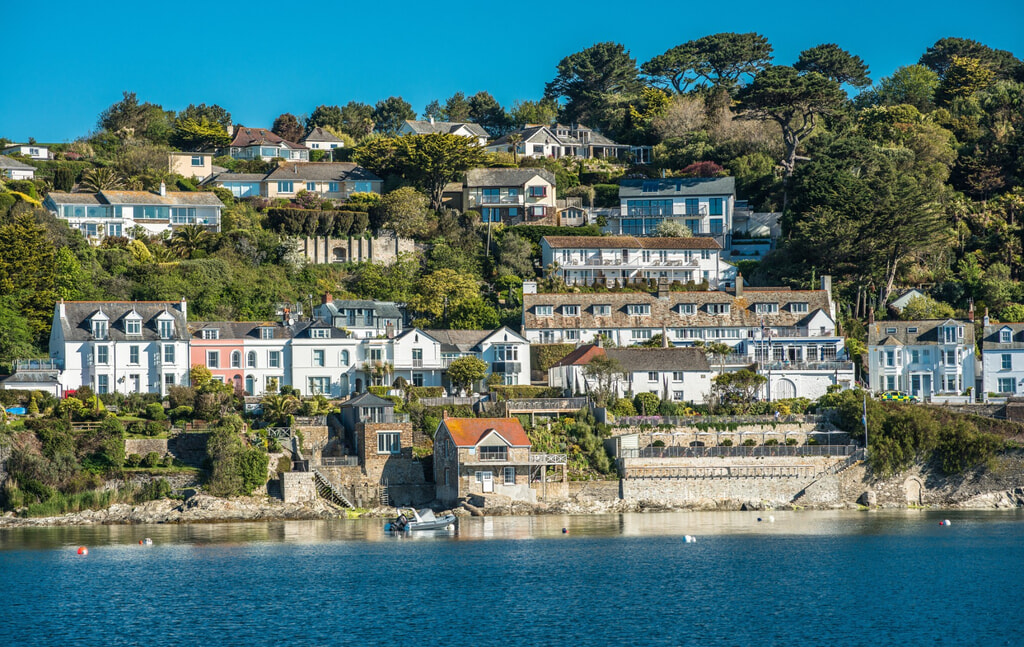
[323,293,333,305]
[159,181,166,197]
[968,300,975,322]
[735,273,744,298]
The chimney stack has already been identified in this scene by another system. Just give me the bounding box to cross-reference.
[984,307,990,327]
[968,300,975,322]
[159,181,166,197]
[661,325,669,348]
[821,275,832,297]
[429,115,435,126]
[178,296,187,318]
[868,307,874,325]
[323,292,333,305]
[657,277,670,299]
[735,273,744,298]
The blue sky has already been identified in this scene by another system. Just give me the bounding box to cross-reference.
[2,0,1021,143]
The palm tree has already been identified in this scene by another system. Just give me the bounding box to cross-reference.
[261,393,299,426]
[79,167,125,192]
[169,224,208,259]
[507,133,523,164]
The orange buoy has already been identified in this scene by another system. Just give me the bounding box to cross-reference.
[77,546,88,555]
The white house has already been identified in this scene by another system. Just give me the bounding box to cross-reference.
[524,276,853,400]
[45,185,223,240]
[314,295,403,339]
[300,127,346,153]
[289,319,361,397]
[549,345,713,404]
[226,127,309,162]
[609,177,737,248]
[49,300,191,396]
[486,124,627,159]
[392,329,445,388]
[541,235,724,288]
[400,119,490,147]
[0,156,36,180]
[2,143,50,160]
[426,327,532,387]
[463,168,557,223]
[981,320,1024,397]
[867,319,976,401]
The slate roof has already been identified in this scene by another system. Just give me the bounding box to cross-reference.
[0,156,35,171]
[203,173,268,185]
[229,127,307,150]
[46,192,101,204]
[607,347,711,372]
[301,127,344,144]
[542,236,721,250]
[866,320,975,347]
[423,329,491,353]
[100,190,224,206]
[619,177,736,198]
[343,392,395,408]
[318,299,403,321]
[404,120,490,139]
[57,301,189,342]
[489,124,627,150]
[265,162,381,183]
[442,417,531,448]
[465,168,556,187]
[523,289,834,330]
[188,321,304,340]
[981,323,1024,350]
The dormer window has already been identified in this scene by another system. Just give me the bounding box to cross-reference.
[535,305,553,316]
[754,303,779,315]
[886,327,897,334]
[158,319,174,339]
[563,305,579,316]
[125,318,141,335]
[1001,329,1012,344]
[92,320,108,340]
[261,327,274,340]
[593,305,611,316]
[627,304,650,316]
[707,303,730,315]
[201,329,219,340]
[790,302,809,314]
[678,304,696,315]
[310,328,330,339]
[907,327,918,333]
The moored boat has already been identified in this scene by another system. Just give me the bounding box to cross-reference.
[385,508,457,533]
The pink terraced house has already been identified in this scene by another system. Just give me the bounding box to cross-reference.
[188,323,246,391]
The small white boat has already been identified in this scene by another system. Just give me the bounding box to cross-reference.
[385,508,456,533]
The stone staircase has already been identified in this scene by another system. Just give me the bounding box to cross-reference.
[312,469,355,509]
[791,448,866,504]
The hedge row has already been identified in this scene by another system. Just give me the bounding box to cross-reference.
[491,386,563,400]
[504,224,602,245]
[531,343,577,372]
[267,208,369,237]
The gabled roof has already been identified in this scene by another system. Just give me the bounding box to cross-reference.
[343,392,395,408]
[394,328,442,346]
[465,168,556,188]
[552,344,606,368]
[57,301,189,342]
[0,156,35,171]
[422,327,528,353]
[866,320,974,347]
[619,177,736,198]
[189,320,304,341]
[264,162,381,183]
[523,289,834,330]
[981,323,1024,349]
[229,127,307,150]
[542,235,721,250]
[301,127,344,144]
[442,417,531,448]
[404,120,490,139]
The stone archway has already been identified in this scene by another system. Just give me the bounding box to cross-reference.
[904,477,923,506]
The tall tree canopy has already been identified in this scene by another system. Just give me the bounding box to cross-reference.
[468,91,509,135]
[919,37,1022,81]
[544,42,642,129]
[177,103,232,129]
[372,97,416,136]
[644,33,774,93]
[306,105,344,133]
[795,43,871,88]
[271,113,304,144]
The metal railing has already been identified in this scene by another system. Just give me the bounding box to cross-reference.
[761,361,853,371]
[529,453,568,464]
[265,427,292,439]
[478,449,509,461]
[13,359,61,371]
[294,415,327,426]
[615,413,831,427]
[320,456,359,467]
[623,444,858,459]
[506,397,588,411]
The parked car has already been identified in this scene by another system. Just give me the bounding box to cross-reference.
[879,391,917,402]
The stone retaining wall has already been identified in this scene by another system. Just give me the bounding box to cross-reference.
[281,472,316,503]
[568,480,621,501]
[125,438,169,457]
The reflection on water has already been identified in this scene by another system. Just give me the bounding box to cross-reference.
[2,508,1021,551]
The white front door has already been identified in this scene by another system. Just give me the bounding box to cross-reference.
[481,472,493,493]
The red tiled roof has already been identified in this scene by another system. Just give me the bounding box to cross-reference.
[442,418,531,447]
[551,344,606,368]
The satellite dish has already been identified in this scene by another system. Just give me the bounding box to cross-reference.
[288,318,295,325]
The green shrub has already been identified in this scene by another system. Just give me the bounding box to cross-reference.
[530,344,576,372]
[368,386,389,397]
[407,386,444,400]
[652,439,665,447]
[720,439,733,447]
[126,453,142,467]
[144,421,166,437]
[490,385,562,400]
[742,439,757,446]
[276,455,292,474]
[139,478,172,500]
[610,398,637,417]
[593,184,620,207]
[145,403,166,421]
[785,438,798,446]
[633,392,660,416]
[141,452,162,468]
[170,406,194,421]
[765,438,780,446]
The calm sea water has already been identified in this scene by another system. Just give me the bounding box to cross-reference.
[1,510,1021,647]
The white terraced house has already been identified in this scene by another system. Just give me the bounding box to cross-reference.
[45,184,223,240]
[979,317,1024,399]
[48,300,191,396]
[523,276,853,400]
[608,177,736,248]
[541,235,725,288]
[867,319,977,402]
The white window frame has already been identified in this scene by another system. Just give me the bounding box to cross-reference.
[377,431,401,455]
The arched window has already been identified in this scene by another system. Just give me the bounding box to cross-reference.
[231,351,241,368]
[247,351,256,368]
[341,350,350,366]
